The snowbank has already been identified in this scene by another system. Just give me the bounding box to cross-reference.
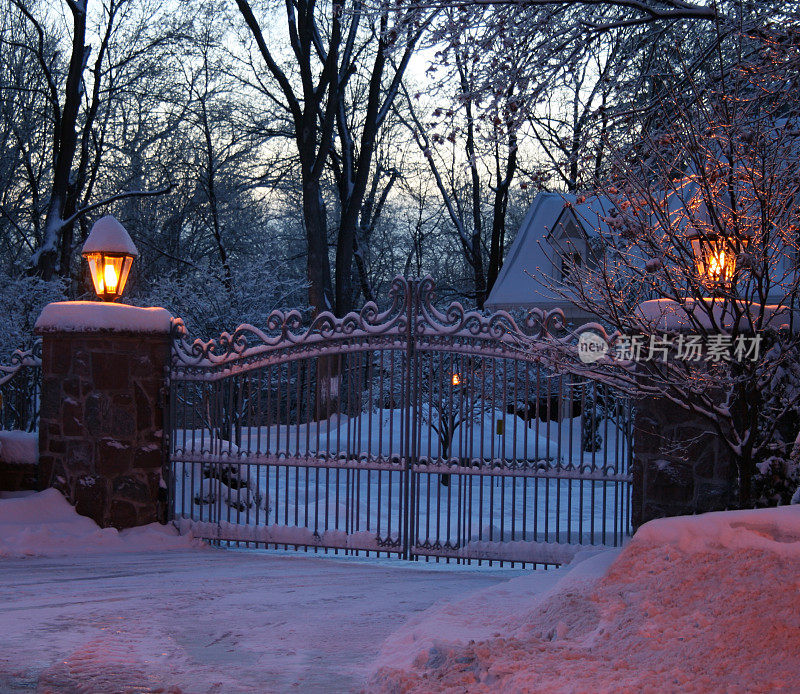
[368,505,800,692]
[0,430,37,464]
[0,489,204,558]
[634,504,800,556]
[35,302,172,334]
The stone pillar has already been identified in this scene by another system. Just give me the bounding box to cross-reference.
[631,299,738,528]
[632,395,736,528]
[35,302,173,529]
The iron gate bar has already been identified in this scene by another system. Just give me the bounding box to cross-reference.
[168,276,633,567]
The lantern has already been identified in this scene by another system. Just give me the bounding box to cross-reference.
[686,229,748,288]
[451,373,461,387]
[81,216,138,301]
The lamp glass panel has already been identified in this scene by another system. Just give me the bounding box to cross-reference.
[691,236,737,284]
[86,253,105,295]
[103,255,124,296]
[118,255,134,296]
[690,238,704,277]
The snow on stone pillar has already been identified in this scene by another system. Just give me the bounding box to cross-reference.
[35,302,172,529]
[632,299,737,529]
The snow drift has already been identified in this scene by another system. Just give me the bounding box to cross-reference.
[0,489,204,557]
[367,505,800,692]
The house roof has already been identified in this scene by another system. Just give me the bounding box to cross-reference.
[485,192,615,310]
[487,188,799,311]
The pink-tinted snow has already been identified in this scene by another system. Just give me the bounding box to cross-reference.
[3,490,799,692]
[0,490,521,692]
[35,301,172,333]
[0,489,202,557]
[368,505,800,693]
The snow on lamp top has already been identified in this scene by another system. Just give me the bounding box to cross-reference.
[81,215,138,302]
[82,215,139,256]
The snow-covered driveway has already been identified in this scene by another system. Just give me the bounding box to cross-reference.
[0,549,522,692]
[6,490,799,693]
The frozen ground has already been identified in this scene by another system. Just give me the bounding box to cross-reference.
[0,491,528,693]
[1,550,527,693]
[4,490,798,693]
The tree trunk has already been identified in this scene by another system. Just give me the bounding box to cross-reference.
[737,453,754,508]
[302,175,333,315]
[487,128,518,294]
[457,55,486,307]
[34,4,88,279]
[731,373,759,508]
[315,354,340,422]
[334,27,388,317]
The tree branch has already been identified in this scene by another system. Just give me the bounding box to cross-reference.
[61,183,174,229]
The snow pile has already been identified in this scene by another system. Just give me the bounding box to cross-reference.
[0,430,37,464]
[368,505,800,692]
[0,489,204,558]
[35,301,172,333]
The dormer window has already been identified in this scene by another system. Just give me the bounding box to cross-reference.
[561,252,582,280]
[563,219,581,238]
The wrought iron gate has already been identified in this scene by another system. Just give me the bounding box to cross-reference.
[167,277,632,567]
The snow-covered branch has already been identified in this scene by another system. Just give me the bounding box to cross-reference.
[60,183,175,229]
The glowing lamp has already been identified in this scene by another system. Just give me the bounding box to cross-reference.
[451,373,461,387]
[686,229,748,288]
[81,215,138,301]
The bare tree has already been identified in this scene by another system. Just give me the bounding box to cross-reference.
[234,0,435,316]
[529,25,800,507]
[396,63,522,307]
[3,0,177,281]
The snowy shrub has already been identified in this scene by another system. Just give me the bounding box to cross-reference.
[194,463,271,514]
[752,340,800,507]
[360,350,406,412]
[132,256,308,337]
[753,455,800,507]
[0,271,65,359]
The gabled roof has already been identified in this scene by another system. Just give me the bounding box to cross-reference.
[488,186,799,311]
[485,192,615,310]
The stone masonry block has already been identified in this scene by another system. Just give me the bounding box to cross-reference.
[134,383,154,431]
[92,351,130,390]
[134,444,162,469]
[65,440,94,474]
[73,475,108,525]
[107,499,139,530]
[634,389,735,527]
[37,320,172,529]
[40,377,62,420]
[97,439,133,477]
[112,474,152,504]
[84,393,106,437]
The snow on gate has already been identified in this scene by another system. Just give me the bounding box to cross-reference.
[166,277,633,566]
